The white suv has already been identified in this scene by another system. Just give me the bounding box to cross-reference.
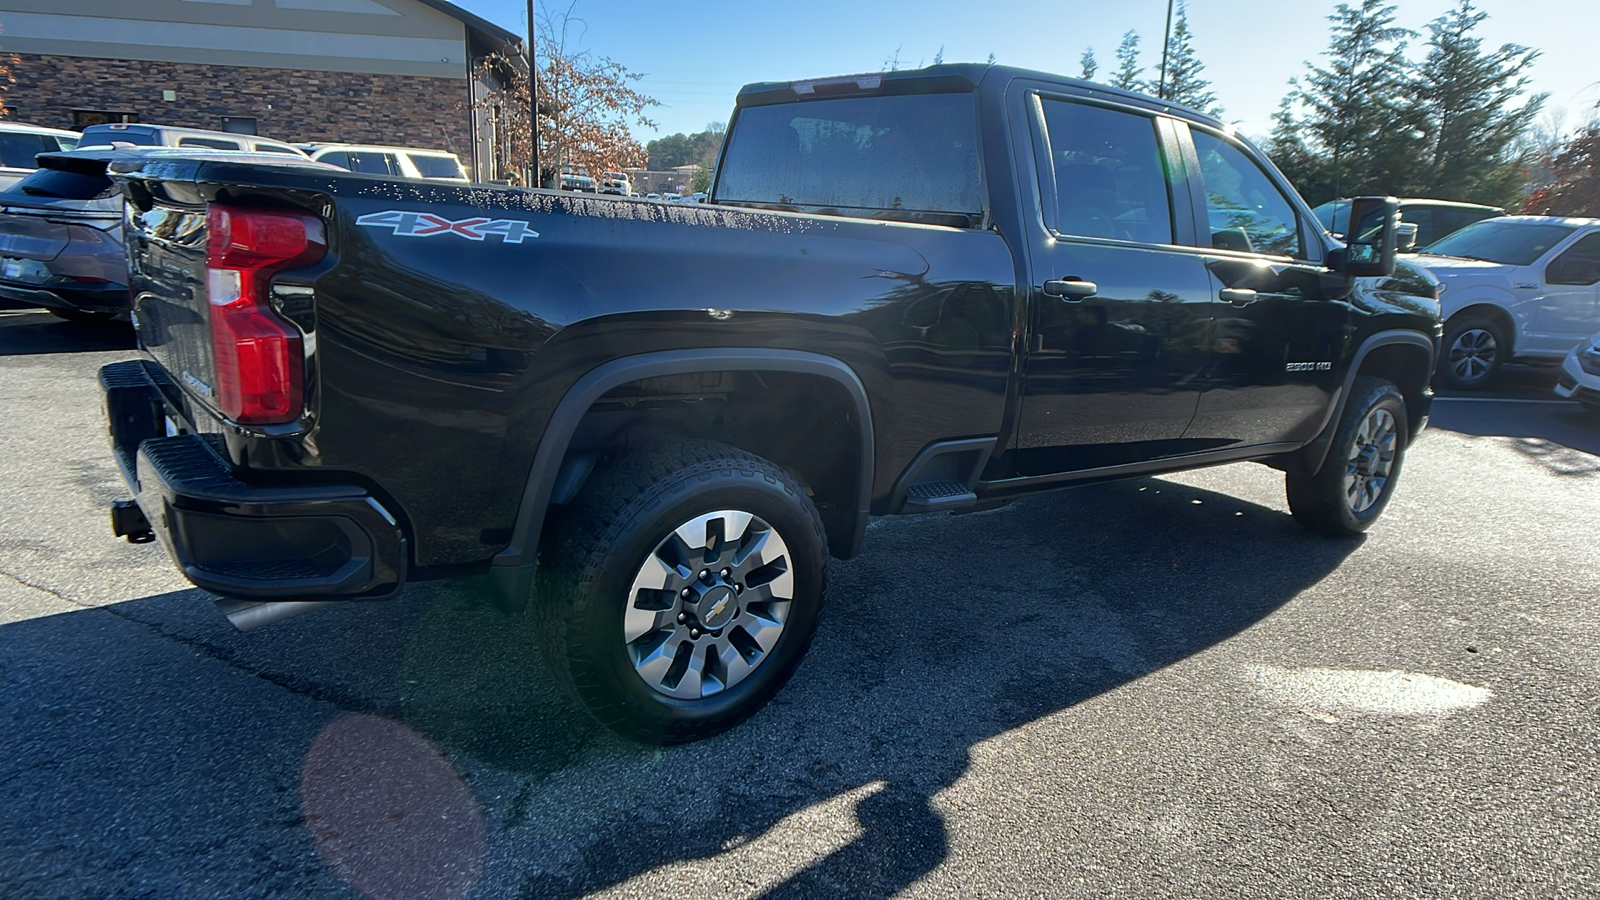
[1416,216,1600,389]
[0,123,81,190]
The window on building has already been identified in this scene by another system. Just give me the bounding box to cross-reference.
[72,109,137,128]
[221,116,258,135]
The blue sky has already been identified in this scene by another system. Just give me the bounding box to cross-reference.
[449,0,1597,144]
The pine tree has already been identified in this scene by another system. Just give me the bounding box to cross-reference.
[1110,30,1143,92]
[1281,0,1421,202]
[1159,1,1219,116]
[1080,46,1098,81]
[1269,90,1331,199]
[1413,0,1543,206]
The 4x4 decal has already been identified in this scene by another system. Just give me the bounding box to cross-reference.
[355,210,538,243]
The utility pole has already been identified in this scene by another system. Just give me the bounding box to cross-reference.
[1157,0,1174,100]
[527,0,538,185]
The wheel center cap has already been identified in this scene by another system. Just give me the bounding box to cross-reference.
[1356,444,1380,476]
[695,585,737,629]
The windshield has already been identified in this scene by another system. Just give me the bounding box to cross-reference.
[716,92,983,226]
[1312,200,1349,234]
[1423,219,1581,266]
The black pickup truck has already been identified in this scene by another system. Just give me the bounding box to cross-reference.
[99,64,1440,743]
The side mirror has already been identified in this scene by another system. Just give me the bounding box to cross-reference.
[1396,221,1419,253]
[1330,196,1398,277]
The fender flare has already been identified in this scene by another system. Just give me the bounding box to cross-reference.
[1300,329,1436,473]
[487,348,876,609]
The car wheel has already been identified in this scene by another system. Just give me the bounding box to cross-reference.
[48,309,116,325]
[1286,376,1408,536]
[1438,316,1507,390]
[534,440,827,744]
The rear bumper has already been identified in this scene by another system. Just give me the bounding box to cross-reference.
[100,359,406,600]
[0,280,128,313]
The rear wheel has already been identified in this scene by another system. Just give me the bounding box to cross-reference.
[1287,376,1408,536]
[534,440,827,744]
[1437,316,1506,390]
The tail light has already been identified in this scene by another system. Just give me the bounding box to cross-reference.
[206,204,324,424]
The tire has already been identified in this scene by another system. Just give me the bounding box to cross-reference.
[48,309,116,325]
[1286,376,1408,536]
[1437,316,1507,390]
[534,440,828,744]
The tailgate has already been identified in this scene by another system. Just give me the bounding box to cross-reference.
[125,199,217,406]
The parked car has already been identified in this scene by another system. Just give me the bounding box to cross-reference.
[78,123,308,157]
[99,63,1433,744]
[0,122,81,191]
[1416,216,1600,389]
[301,143,469,182]
[558,166,597,192]
[599,171,632,195]
[1314,197,1503,249]
[0,147,336,323]
[1554,330,1600,411]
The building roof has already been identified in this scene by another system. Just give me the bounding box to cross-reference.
[412,0,524,55]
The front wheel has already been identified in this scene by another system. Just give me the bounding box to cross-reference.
[1286,377,1408,536]
[534,440,828,744]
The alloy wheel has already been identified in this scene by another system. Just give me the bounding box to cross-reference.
[1448,327,1498,383]
[1343,407,1397,515]
[623,510,794,699]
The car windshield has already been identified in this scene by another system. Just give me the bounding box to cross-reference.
[1423,220,1581,266]
[1312,200,1349,234]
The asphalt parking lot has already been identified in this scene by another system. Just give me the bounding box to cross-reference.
[2,307,1598,899]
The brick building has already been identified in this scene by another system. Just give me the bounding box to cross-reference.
[0,0,529,181]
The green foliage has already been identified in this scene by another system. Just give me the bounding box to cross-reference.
[1080,46,1098,81]
[691,164,713,194]
[1272,0,1545,207]
[1413,0,1543,208]
[1110,30,1143,92]
[1159,2,1219,116]
[1525,126,1600,216]
[647,124,723,171]
[1277,0,1420,204]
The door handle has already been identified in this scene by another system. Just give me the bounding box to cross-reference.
[1044,279,1098,300]
[1219,288,1258,306]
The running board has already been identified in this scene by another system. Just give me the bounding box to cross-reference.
[901,481,978,513]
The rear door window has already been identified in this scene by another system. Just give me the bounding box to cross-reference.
[1037,99,1174,244]
[0,133,61,168]
[410,154,466,179]
[715,92,983,225]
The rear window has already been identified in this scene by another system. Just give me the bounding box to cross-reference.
[81,126,158,146]
[178,137,242,150]
[0,133,63,168]
[251,143,301,156]
[715,92,983,226]
[10,167,114,200]
[410,154,465,179]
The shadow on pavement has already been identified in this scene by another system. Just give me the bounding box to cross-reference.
[1430,377,1600,476]
[0,476,1359,898]
[0,308,135,356]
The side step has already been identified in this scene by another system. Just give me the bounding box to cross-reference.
[902,481,978,513]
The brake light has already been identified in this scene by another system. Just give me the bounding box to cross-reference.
[206,204,324,424]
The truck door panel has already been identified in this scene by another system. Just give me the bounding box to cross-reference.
[1177,126,1348,448]
[1014,96,1215,476]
